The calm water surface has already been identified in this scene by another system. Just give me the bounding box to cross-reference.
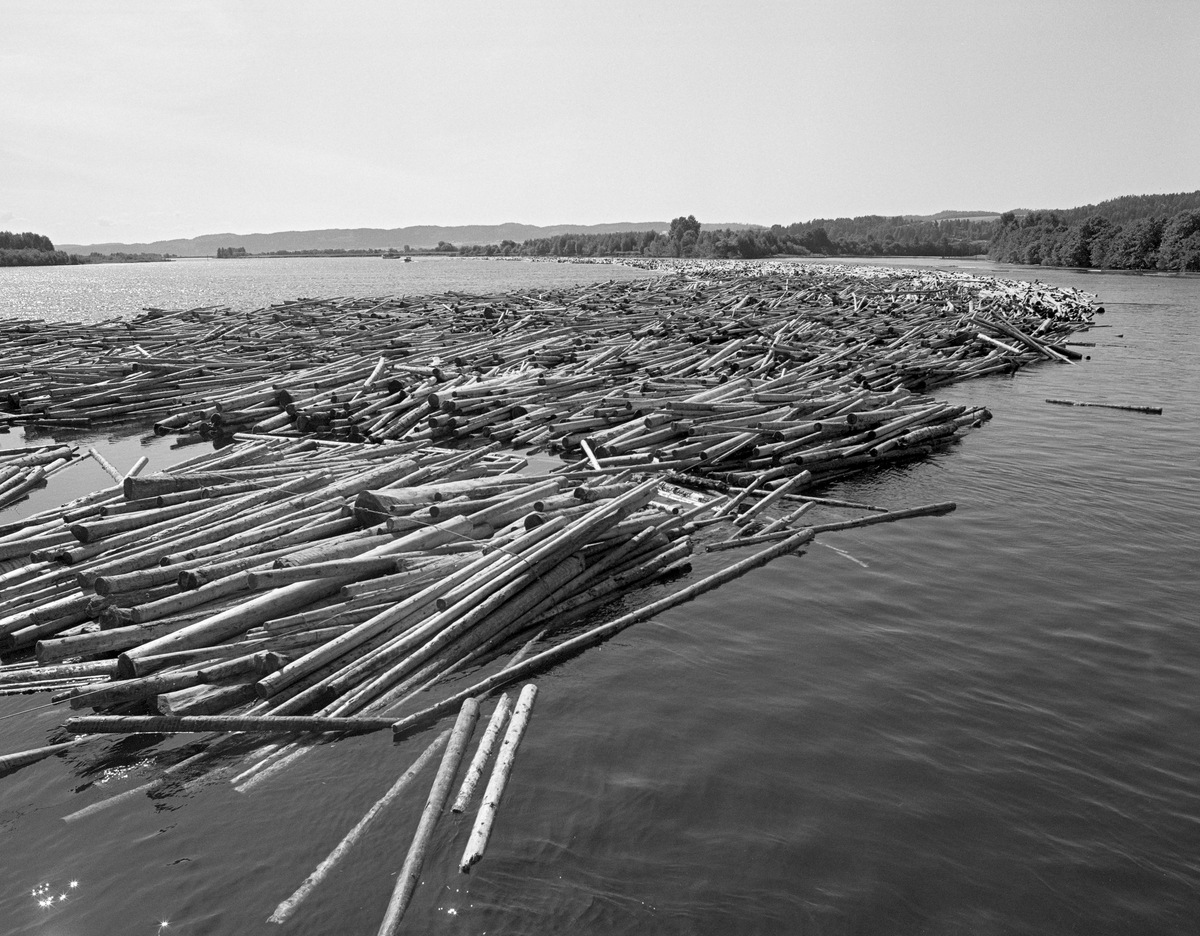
[0,255,654,321]
[0,260,1197,935]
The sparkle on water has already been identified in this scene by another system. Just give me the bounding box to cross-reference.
[31,878,79,910]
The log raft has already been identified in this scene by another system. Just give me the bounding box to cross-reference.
[0,260,1098,920]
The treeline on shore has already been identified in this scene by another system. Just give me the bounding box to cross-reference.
[457,198,1200,271]
[0,230,72,267]
[13,189,1200,270]
[0,247,75,267]
[216,245,459,258]
[987,208,1200,271]
[0,231,170,267]
[458,214,990,260]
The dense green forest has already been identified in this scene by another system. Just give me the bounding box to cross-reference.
[0,231,169,266]
[0,231,55,252]
[0,230,72,266]
[987,207,1200,271]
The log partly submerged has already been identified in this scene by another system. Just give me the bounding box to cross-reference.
[375,698,479,936]
[460,684,538,872]
[267,729,450,925]
[1045,398,1162,415]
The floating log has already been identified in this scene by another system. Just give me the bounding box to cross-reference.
[1045,398,1162,415]
[267,729,450,925]
[460,684,538,871]
[157,681,259,716]
[0,659,118,684]
[64,714,396,735]
[705,501,956,551]
[805,501,956,533]
[452,692,514,813]
[0,738,90,774]
[375,698,479,936]
[61,745,218,823]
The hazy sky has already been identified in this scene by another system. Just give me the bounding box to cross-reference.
[3,1,1197,245]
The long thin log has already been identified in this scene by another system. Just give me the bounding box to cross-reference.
[375,698,480,936]
[0,737,91,773]
[65,714,396,735]
[267,729,450,924]
[61,744,220,823]
[0,660,118,684]
[804,501,956,534]
[88,447,124,483]
[460,684,538,871]
[1045,398,1162,415]
[451,693,514,813]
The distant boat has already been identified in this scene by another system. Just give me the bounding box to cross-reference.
[403,256,412,262]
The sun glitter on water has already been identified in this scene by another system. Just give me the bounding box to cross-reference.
[31,878,79,910]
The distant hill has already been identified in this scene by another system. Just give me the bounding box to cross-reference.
[914,210,1002,222]
[60,221,763,257]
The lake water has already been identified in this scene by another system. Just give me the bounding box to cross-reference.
[0,255,654,322]
[1,259,1198,935]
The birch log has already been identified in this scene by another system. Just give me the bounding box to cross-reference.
[460,684,538,871]
[375,698,479,936]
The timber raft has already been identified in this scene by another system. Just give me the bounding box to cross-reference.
[0,260,1098,928]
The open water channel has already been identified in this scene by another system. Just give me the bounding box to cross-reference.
[0,256,1196,934]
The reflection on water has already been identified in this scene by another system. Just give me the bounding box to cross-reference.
[31,877,78,909]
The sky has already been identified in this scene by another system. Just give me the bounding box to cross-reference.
[2,0,1198,246]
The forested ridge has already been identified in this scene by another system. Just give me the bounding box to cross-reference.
[1019,191,1200,227]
